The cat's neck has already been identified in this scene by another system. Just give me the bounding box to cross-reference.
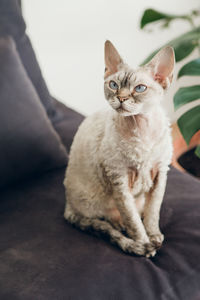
[114,107,165,140]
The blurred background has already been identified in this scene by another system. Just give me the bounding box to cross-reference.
[23,0,200,121]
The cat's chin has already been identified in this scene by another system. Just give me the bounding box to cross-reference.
[116,108,137,117]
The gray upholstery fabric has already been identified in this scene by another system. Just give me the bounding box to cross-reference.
[0,102,200,300]
[0,36,67,189]
[0,1,199,298]
[0,0,56,119]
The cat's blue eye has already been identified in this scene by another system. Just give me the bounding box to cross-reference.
[109,80,118,90]
[134,84,147,93]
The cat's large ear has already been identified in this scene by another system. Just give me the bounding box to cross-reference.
[104,40,123,78]
[146,46,175,89]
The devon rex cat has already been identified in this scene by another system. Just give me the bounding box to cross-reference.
[64,40,175,257]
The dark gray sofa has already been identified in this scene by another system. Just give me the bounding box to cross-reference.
[1,1,200,299]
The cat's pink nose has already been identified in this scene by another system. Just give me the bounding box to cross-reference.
[117,96,129,103]
[117,88,130,102]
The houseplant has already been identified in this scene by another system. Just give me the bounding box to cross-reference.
[140,8,200,176]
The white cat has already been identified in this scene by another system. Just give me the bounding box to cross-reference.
[64,41,174,257]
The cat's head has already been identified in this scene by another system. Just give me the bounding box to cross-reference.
[104,40,175,116]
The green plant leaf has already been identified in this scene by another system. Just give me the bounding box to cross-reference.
[140,9,173,29]
[178,58,200,78]
[174,85,200,111]
[141,26,200,65]
[177,105,200,145]
[174,41,196,62]
[195,144,200,158]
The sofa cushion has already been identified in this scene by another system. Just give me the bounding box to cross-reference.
[0,36,67,189]
[53,100,85,149]
[0,100,200,299]
[0,0,56,119]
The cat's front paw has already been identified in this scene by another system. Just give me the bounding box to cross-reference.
[145,243,157,258]
[144,233,164,258]
[120,237,147,256]
[149,233,164,250]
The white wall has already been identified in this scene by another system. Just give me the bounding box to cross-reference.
[22,0,200,120]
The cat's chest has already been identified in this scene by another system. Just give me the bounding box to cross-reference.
[115,112,164,152]
[119,123,165,166]
[103,110,171,170]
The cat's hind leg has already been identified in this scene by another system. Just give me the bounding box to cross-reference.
[64,208,154,257]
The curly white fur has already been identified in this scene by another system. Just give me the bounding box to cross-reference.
[64,41,175,257]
